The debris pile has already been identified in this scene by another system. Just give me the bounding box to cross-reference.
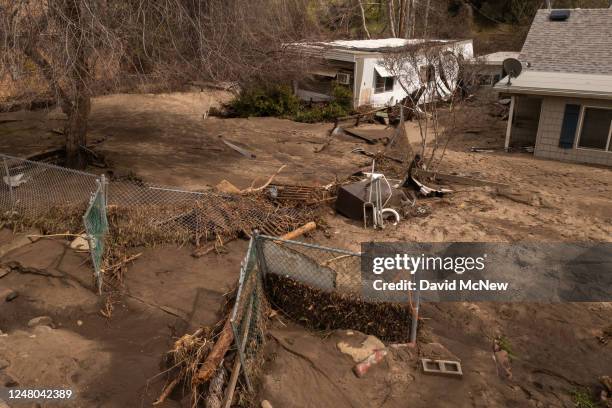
[265,273,414,342]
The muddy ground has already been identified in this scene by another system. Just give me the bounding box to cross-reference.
[0,90,611,407]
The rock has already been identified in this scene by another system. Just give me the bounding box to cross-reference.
[261,400,273,408]
[494,349,512,380]
[70,235,90,251]
[4,290,18,302]
[0,359,8,370]
[0,372,18,387]
[601,376,612,393]
[0,267,9,279]
[27,316,54,328]
[337,335,385,363]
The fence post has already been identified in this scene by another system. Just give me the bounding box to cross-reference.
[3,157,14,211]
[409,269,420,344]
[100,174,109,231]
[252,230,269,279]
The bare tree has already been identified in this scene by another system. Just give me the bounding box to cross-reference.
[382,42,470,169]
[0,0,316,168]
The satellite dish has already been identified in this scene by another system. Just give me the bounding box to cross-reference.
[503,58,523,85]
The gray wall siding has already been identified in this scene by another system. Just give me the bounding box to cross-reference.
[534,96,612,166]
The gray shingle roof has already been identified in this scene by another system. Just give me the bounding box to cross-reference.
[519,8,612,75]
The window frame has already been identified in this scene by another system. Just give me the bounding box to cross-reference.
[574,105,612,152]
[373,70,394,94]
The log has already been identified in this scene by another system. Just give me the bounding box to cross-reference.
[278,221,316,241]
[194,317,234,384]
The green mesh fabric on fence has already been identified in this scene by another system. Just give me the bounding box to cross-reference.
[83,181,108,294]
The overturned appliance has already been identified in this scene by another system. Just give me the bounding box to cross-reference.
[335,170,405,228]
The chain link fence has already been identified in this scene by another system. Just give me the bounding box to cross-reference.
[105,181,311,248]
[0,153,314,294]
[0,153,101,222]
[231,234,420,388]
[229,237,267,392]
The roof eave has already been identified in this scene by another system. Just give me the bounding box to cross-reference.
[494,85,612,100]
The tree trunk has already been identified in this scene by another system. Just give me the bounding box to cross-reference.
[410,0,416,37]
[357,0,371,39]
[62,0,91,169]
[64,94,90,169]
[404,0,412,38]
[423,0,431,38]
[398,0,405,38]
[387,0,396,37]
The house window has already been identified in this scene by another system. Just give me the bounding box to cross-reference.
[577,107,612,151]
[374,71,393,93]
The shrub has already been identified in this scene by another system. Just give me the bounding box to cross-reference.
[225,85,300,118]
[224,83,354,123]
[331,84,353,110]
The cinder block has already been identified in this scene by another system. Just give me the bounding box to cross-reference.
[421,358,463,377]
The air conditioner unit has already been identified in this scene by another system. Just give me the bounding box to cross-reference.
[336,73,351,85]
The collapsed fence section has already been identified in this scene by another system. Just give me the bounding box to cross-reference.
[105,181,312,248]
[230,234,420,389]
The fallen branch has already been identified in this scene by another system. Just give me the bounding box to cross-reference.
[104,252,142,273]
[240,165,286,194]
[152,377,180,406]
[27,232,82,242]
[194,317,234,384]
[192,236,236,258]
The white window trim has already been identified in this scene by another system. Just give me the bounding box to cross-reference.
[574,105,612,153]
[373,71,394,94]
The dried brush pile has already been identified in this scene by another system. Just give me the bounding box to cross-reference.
[266,273,414,342]
[0,203,87,234]
[106,192,317,249]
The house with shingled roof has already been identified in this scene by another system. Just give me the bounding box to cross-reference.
[495,7,612,166]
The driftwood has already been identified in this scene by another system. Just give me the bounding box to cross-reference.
[194,317,234,384]
[278,221,316,241]
[239,165,286,194]
[206,367,227,408]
